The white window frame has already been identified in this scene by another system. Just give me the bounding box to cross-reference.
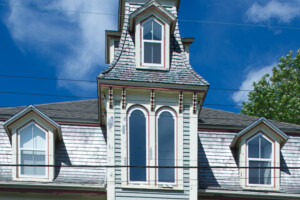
[127,106,149,184]
[141,17,164,68]
[18,121,48,179]
[246,133,274,187]
[156,108,177,185]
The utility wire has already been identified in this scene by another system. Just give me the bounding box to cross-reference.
[0,3,300,30]
[0,164,297,169]
[0,74,252,92]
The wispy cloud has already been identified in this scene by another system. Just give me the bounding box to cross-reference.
[4,0,118,94]
[245,0,300,23]
[232,65,274,104]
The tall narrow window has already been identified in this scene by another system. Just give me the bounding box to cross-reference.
[142,18,163,65]
[248,134,273,185]
[18,122,47,177]
[129,108,147,182]
[157,109,175,183]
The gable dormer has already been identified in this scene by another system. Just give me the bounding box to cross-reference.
[129,0,176,70]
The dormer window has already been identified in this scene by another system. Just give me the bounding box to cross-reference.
[247,133,273,185]
[19,122,47,177]
[142,18,163,66]
[230,117,289,191]
[129,1,176,71]
[3,105,62,182]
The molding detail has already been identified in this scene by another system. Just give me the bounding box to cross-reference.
[193,92,197,114]
[109,87,113,109]
[179,91,183,113]
[122,88,126,110]
[151,89,155,112]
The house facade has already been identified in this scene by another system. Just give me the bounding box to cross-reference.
[0,0,300,200]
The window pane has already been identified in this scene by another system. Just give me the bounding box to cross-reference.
[34,151,46,176]
[20,150,46,176]
[144,42,152,63]
[153,43,161,64]
[249,161,271,185]
[260,161,271,184]
[129,110,146,182]
[20,124,34,148]
[143,20,152,40]
[153,20,162,40]
[33,125,46,149]
[158,111,175,183]
[248,136,259,158]
[261,136,272,159]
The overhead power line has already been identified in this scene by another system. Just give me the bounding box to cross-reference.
[0,74,252,92]
[0,164,297,169]
[0,3,300,30]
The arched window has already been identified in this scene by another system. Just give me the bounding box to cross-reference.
[128,107,148,182]
[18,122,47,177]
[157,108,176,183]
[142,18,163,66]
[247,133,273,185]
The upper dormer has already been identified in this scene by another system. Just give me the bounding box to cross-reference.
[101,0,209,89]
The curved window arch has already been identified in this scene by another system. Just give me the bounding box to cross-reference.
[128,106,148,182]
[142,18,164,66]
[156,108,176,183]
[18,121,47,177]
[247,133,273,185]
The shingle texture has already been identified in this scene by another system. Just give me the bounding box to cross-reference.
[198,131,300,194]
[99,2,209,87]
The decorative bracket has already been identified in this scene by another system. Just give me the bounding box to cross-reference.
[109,87,113,109]
[151,89,155,112]
[122,88,126,110]
[179,91,183,113]
[193,92,197,114]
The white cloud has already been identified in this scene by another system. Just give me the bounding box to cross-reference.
[245,0,300,23]
[4,0,118,94]
[232,65,274,104]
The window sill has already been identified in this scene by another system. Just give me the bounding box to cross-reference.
[122,184,183,191]
[136,66,169,71]
[242,185,279,191]
[13,177,52,182]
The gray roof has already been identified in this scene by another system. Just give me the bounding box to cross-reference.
[99,2,208,87]
[0,99,299,133]
[0,99,99,124]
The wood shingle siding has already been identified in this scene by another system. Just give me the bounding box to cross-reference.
[198,131,300,193]
[0,122,107,186]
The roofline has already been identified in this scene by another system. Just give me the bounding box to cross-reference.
[230,117,289,148]
[98,79,209,92]
[118,0,180,31]
[3,105,62,140]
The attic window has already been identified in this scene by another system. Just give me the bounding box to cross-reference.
[247,133,273,185]
[18,122,47,178]
[142,18,164,66]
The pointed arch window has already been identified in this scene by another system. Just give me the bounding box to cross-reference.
[18,122,47,177]
[142,18,164,66]
[128,107,148,182]
[247,133,273,185]
[156,108,176,184]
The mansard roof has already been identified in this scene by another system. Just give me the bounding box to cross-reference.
[0,100,299,133]
[99,0,209,87]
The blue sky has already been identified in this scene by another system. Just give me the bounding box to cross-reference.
[0,0,299,113]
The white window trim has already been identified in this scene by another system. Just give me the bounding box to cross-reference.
[17,121,49,179]
[246,133,274,187]
[127,106,149,184]
[141,17,164,68]
[156,108,177,185]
